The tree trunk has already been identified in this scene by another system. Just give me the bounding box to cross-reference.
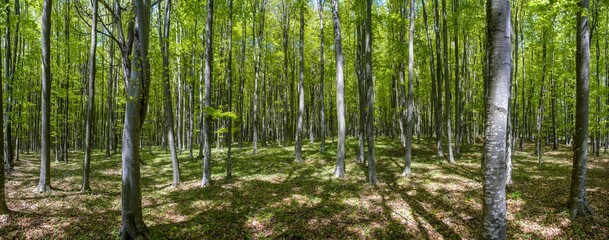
[35,0,52,193]
[201,0,214,187]
[82,0,98,192]
[442,0,455,163]
[227,0,233,178]
[482,0,511,238]
[568,0,592,219]
[3,0,15,171]
[117,0,153,238]
[357,23,366,164]
[0,30,8,214]
[433,0,444,159]
[403,0,415,177]
[453,0,461,157]
[161,0,180,187]
[318,0,326,153]
[295,1,305,163]
[536,32,547,164]
[365,0,377,185]
[331,0,345,178]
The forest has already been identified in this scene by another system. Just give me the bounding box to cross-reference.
[0,0,608,239]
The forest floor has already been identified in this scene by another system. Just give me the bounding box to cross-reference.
[1,138,608,239]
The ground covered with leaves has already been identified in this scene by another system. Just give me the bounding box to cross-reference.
[1,139,608,239]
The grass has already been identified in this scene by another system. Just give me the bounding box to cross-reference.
[1,138,608,239]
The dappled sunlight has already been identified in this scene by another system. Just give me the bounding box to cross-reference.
[2,139,608,238]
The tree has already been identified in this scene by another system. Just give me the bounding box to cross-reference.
[202,0,214,187]
[0,37,7,214]
[227,0,233,178]
[568,0,593,219]
[294,0,305,163]
[160,0,180,187]
[364,0,377,185]
[100,0,154,237]
[34,0,53,194]
[442,0,455,164]
[482,0,511,238]
[331,0,345,178]
[317,0,326,154]
[82,0,98,192]
[403,0,415,177]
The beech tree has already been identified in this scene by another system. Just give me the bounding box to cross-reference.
[34,0,52,194]
[568,0,593,219]
[332,0,345,178]
[81,0,98,192]
[202,0,214,187]
[482,0,511,238]
[160,0,180,187]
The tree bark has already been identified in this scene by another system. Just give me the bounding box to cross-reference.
[82,0,98,192]
[295,1,305,163]
[403,0,415,177]
[331,0,345,177]
[227,0,233,178]
[433,0,444,159]
[35,0,53,194]
[442,0,455,164]
[161,0,180,187]
[568,0,593,219]
[201,0,214,187]
[536,32,547,164]
[364,0,377,185]
[483,0,511,238]
[0,30,8,214]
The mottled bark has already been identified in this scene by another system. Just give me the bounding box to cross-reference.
[227,0,233,178]
[0,35,8,214]
[442,0,455,164]
[365,0,377,185]
[331,0,345,178]
[161,0,180,187]
[35,0,52,194]
[82,0,98,192]
[403,0,415,177]
[201,0,214,187]
[318,0,326,153]
[483,0,511,238]
[294,2,305,163]
[568,0,593,219]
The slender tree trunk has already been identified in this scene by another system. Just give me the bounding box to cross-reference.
[0,30,8,214]
[568,0,593,219]
[295,1,305,163]
[117,0,153,237]
[35,0,52,193]
[433,0,444,159]
[3,0,14,171]
[365,0,377,185]
[227,0,233,178]
[536,32,547,164]
[201,0,214,187]
[331,0,345,177]
[442,0,455,164]
[357,23,366,164]
[161,0,180,187]
[454,0,461,157]
[403,0,415,177]
[106,35,115,157]
[318,0,326,153]
[483,0,511,238]
[421,0,439,157]
[82,0,98,192]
